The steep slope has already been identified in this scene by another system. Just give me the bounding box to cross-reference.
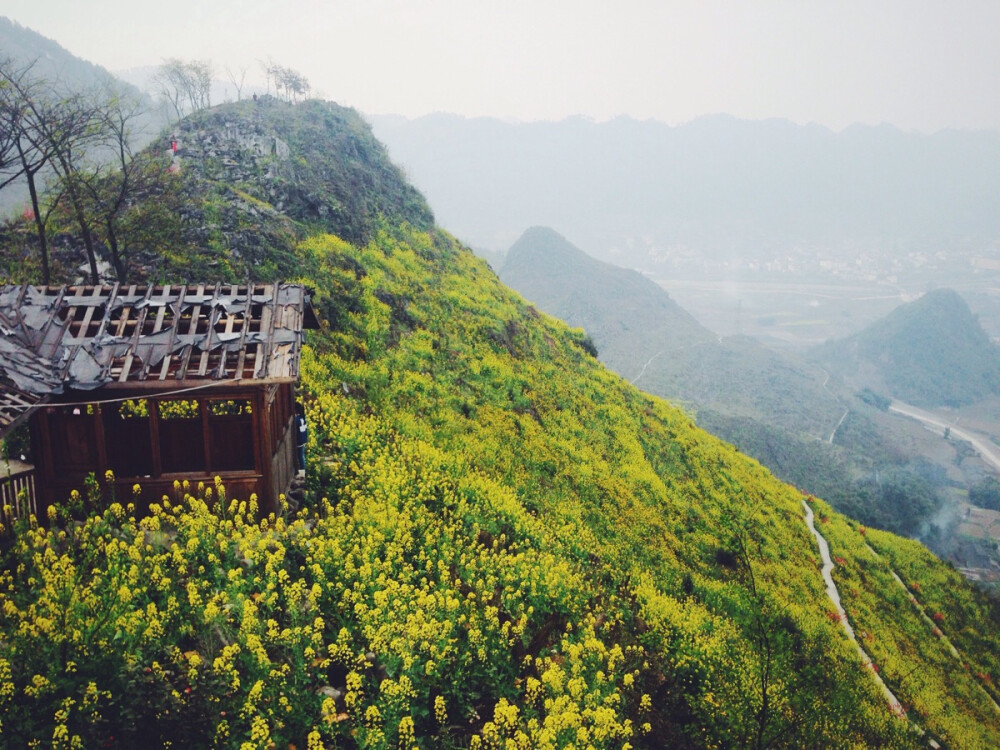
[500,226,843,437]
[2,103,1000,749]
[497,227,950,553]
[814,288,1000,408]
[299,229,1000,748]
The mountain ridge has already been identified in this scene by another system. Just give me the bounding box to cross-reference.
[500,226,843,436]
[370,111,1000,269]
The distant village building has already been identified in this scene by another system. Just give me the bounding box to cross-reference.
[0,282,318,519]
[973,256,1000,272]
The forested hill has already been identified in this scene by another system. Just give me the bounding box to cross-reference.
[4,98,1000,749]
[502,225,710,347]
[814,288,1000,407]
[500,226,843,437]
[0,16,125,95]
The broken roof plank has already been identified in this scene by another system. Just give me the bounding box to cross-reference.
[0,281,315,398]
[119,284,153,383]
[158,285,189,381]
[176,283,206,380]
[139,284,171,381]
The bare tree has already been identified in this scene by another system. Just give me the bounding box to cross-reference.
[39,94,107,283]
[0,63,19,178]
[75,90,147,280]
[280,67,310,102]
[259,60,311,103]
[187,60,213,111]
[156,58,214,120]
[0,59,88,283]
[225,65,248,102]
[0,59,154,283]
[1,61,187,284]
[259,57,275,96]
[155,58,188,120]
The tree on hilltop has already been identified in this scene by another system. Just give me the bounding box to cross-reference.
[156,58,213,120]
[260,58,310,103]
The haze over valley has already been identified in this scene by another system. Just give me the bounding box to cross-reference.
[3,5,1000,746]
[370,112,1000,347]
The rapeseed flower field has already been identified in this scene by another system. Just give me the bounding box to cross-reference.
[2,226,999,747]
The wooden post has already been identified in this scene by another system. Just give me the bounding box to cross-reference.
[254,387,276,516]
[30,410,52,521]
[200,397,213,476]
[149,398,163,479]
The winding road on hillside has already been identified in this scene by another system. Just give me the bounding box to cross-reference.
[888,401,1000,473]
[629,336,721,387]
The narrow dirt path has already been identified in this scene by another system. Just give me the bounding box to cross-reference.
[802,501,941,748]
[629,337,719,386]
[863,542,1000,713]
[828,409,849,444]
[817,369,850,444]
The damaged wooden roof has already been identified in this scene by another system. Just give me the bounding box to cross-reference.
[0,282,318,431]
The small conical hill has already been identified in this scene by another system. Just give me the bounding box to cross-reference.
[815,288,1000,407]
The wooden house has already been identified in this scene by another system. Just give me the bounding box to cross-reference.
[0,282,318,518]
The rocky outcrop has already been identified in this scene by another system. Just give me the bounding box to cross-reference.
[172,97,434,247]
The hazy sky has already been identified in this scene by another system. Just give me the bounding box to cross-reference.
[4,0,1000,132]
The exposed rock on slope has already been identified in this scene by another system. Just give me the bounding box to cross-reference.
[174,98,433,247]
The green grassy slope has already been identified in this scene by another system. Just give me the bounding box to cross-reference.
[288,226,993,747]
[815,500,1000,747]
[498,228,951,539]
[3,103,1000,748]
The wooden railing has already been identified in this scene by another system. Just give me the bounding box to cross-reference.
[0,466,37,522]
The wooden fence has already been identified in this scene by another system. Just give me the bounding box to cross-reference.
[0,466,37,522]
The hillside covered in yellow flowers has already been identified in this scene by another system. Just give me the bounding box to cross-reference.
[3,98,1000,748]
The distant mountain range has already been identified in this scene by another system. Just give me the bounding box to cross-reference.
[813,288,1000,408]
[0,17,125,91]
[371,112,1000,268]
